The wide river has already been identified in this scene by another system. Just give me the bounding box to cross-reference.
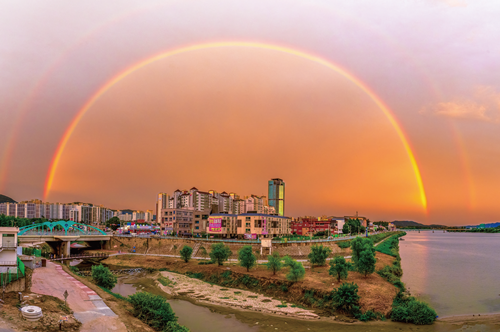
[399,231,500,317]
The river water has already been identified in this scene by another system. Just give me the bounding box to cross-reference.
[399,231,500,317]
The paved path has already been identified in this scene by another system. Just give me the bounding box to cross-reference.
[31,262,126,331]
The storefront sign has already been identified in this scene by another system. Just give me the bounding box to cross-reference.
[209,217,222,232]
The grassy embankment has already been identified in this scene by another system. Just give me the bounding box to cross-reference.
[375,232,437,325]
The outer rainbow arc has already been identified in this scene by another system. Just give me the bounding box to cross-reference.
[43,41,428,211]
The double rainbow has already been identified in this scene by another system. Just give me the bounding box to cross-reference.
[43,41,428,211]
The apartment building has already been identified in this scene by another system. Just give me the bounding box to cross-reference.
[156,186,277,216]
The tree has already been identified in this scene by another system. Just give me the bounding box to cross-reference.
[91,264,117,289]
[350,237,374,267]
[179,245,193,263]
[357,248,376,277]
[342,218,368,235]
[308,244,331,267]
[329,256,349,282]
[266,252,282,275]
[331,282,360,315]
[209,243,232,266]
[238,245,257,272]
[284,256,305,282]
[105,216,121,231]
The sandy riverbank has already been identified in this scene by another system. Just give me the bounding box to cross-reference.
[156,270,320,319]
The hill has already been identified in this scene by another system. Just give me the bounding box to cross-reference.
[392,220,446,228]
[0,194,17,204]
[392,220,423,227]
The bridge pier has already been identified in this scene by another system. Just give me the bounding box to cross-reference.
[60,241,71,258]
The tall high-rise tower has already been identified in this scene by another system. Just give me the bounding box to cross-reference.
[268,178,285,216]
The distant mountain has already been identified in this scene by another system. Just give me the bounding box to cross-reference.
[0,194,17,204]
[392,220,424,227]
[392,220,446,228]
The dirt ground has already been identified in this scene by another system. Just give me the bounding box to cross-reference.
[103,251,398,315]
[0,291,81,331]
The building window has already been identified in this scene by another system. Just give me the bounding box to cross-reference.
[246,223,250,227]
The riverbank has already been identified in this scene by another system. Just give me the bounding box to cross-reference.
[102,250,398,316]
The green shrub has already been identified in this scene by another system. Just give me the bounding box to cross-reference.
[209,243,232,266]
[303,290,316,305]
[356,310,380,322]
[165,321,190,332]
[198,261,214,265]
[337,241,351,249]
[69,266,79,274]
[186,272,204,279]
[391,293,436,325]
[129,292,183,330]
[266,252,282,275]
[308,244,332,267]
[280,284,288,292]
[91,265,117,289]
[238,245,257,272]
[180,245,193,263]
[331,282,360,315]
[221,270,232,279]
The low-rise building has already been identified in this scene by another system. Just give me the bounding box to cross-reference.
[0,227,19,272]
[206,212,291,239]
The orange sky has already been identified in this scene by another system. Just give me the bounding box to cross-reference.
[49,47,426,219]
[1,1,500,225]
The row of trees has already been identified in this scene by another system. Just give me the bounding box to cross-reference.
[0,214,50,227]
[177,237,377,282]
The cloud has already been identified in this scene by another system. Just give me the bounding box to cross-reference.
[440,0,468,7]
[421,86,500,123]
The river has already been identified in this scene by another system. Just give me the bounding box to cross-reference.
[399,231,500,317]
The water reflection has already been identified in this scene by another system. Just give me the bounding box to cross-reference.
[399,231,500,316]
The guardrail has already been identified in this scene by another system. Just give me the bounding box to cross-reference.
[0,261,17,265]
[112,232,386,244]
[51,253,109,261]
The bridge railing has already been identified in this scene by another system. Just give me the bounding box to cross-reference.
[19,230,109,236]
[51,253,109,260]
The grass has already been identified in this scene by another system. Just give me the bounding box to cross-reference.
[375,233,406,257]
[157,276,176,287]
[98,286,129,301]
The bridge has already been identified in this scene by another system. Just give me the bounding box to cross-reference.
[18,221,111,257]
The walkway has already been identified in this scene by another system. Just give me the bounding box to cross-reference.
[31,261,126,331]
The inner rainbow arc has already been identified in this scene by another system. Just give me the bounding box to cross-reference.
[43,41,428,211]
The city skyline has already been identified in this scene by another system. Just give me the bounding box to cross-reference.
[2,1,500,225]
